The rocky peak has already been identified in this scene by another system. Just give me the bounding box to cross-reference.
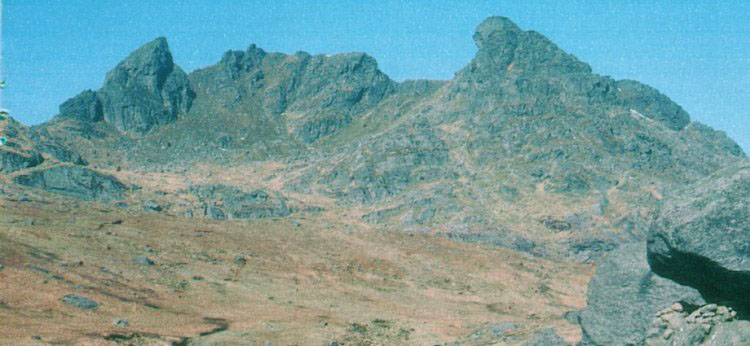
[70,37,196,135]
[104,37,174,92]
[467,16,590,77]
[220,44,267,80]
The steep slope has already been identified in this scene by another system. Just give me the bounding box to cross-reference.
[58,37,195,135]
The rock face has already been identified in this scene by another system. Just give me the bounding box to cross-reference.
[578,243,705,345]
[189,44,395,144]
[58,89,103,122]
[13,165,127,201]
[98,37,195,135]
[0,149,43,173]
[58,38,195,135]
[644,303,750,345]
[647,160,750,316]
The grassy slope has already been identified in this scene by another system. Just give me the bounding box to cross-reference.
[0,186,591,345]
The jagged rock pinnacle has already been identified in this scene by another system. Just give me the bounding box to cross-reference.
[473,16,523,51]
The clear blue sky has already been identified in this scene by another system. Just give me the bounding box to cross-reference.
[2,1,749,152]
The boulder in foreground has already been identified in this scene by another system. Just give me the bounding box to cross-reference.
[647,160,750,316]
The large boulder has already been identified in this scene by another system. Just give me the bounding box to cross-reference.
[13,165,127,201]
[578,242,705,345]
[647,160,750,316]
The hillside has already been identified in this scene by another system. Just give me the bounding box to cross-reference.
[1,16,747,345]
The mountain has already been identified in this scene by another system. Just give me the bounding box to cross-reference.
[0,16,747,344]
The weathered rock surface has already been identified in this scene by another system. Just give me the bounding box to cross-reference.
[188,184,291,220]
[0,149,43,173]
[13,165,126,201]
[58,89,103,122]
[98,37,195,135]
[524,328,568,346]
[644,303,750,345]
[61,294,98,310]
[647,160,750,316]
[58,37,195,135]
[578,243,705,345]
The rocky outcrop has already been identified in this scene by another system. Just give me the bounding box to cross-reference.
[58,37,195,135]
[58,89,103,122]
[98,37,194,135]
[644,303,750,345]
[647,160,750,316]
[189,45,395,144]
[524,328,568,346]
[188,184,291,220]
[0,149,43,173]
[616,80,690,131]
[578,243,705,345]
[13,165,126,201]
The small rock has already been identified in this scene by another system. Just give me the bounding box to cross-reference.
[31,336,42,340]
[133,256,155,266]
[671,302,683,312]
[192,275,203,281]
[330,341,339,346]
[144,200,162,212]
[662,328,674,339]
[62,294,98,310]
[701,323,712,333]
[0,263,4,271]
[702,311,716,318]
[234,255,247,264]
[114,318,129,327]
[717,306,729,315]
[702,304,718,312]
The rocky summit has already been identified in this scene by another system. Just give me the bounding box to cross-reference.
[0,16,747,345]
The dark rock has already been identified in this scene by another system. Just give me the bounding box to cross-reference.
[524,328,568,346]
[114,318,129,328]
[615,80,690,131]
[0,263,4,271]
[206,205,226,220]
[578,243,705,345]
[143,200,162,212]
[33,142,87,165]
[540,217,572,231]
[190,184,291,220]
[0,149,44,173]
[58,89,103,122]
[133,256,155,266]
[97,37,195,135]
[647,160,750,317]
[62,294,98,310]
[13,165,126,201]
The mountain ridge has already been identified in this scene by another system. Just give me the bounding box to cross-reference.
[1,15,749,345]
[2,16,744,262]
